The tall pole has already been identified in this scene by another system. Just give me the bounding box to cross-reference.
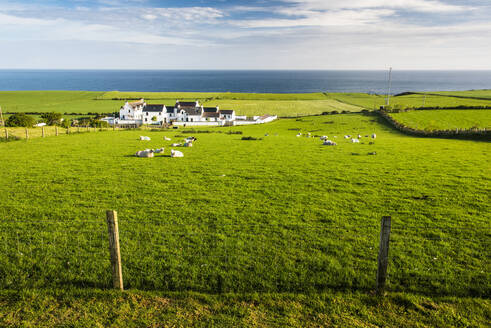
[385,67,392,106]
[0,106,4,127]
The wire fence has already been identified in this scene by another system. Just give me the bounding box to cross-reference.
[0,216,489,296]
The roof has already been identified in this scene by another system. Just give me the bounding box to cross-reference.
[129,99,145,108]
[219,109,234,115]
[166,107,175,113]
[176,101,198,107]
[203,107,218,113]
[203,111,220,118]
[181,107,202,116]
[144,104,165,112]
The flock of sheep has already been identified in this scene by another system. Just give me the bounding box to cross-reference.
[296,132,376,146]
[135,135,197,158]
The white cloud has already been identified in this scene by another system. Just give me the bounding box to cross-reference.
[281,0,468,13]
[234,9,395,28]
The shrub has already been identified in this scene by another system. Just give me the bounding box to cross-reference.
[241,136,261,140]
[5,113,35,127]
[330,111,339,115]
[40,112,63,125]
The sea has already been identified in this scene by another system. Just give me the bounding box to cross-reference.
[0,70,490,94]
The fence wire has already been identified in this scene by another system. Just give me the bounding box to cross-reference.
[0,218,489,296]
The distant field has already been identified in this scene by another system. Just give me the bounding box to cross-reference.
[426,90,491,99]
[390,110,491,131]
[202,99,361,116]
[2,91,491,119]
[329,92,491,109]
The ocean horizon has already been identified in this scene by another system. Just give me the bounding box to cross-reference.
[0,69,490,94]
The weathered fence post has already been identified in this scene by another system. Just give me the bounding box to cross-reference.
[4,128,8,140]
[377,216,391,295]
[25,127,29,140]
[106,210,123,290]
[66,127,70,135]
[42,126,45,138]
[55,126,59,136]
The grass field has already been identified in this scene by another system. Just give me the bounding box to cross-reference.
[390,110,491,131]
[328,92,491,109]
[0,113,489,326]
[3,90,491,118]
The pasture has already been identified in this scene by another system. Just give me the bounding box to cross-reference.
[3,90,491,119]
[390,109,491,131]
[0,113,489,326]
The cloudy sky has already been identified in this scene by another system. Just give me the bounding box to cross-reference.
[0,0,490,69]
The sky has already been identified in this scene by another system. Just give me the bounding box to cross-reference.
[0,0,490,69]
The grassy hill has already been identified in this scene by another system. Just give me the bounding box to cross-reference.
[0,114,489,326]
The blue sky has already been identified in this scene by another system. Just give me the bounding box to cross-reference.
[1,0,490,69]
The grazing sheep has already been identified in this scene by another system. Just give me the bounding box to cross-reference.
[139,136,151,141]
[265,133,269,136]
[171,143,181,147]
[344,135,350,139]
[323,140,337,146]
[171,149,184,157]
[154,148,164,153]
[186,136,197,142]
[183,142,193,147]
[135,149,154,158]
[351,138,360,143]
[320,136,328,140]
[358,134,362,138]
[371,133,377,139]
[296,133,302,137]
[164,136,171,141]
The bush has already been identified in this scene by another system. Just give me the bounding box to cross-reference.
[241,136,261,140]
[330,111,339,115]
[5,113,35,127]
[41,112,63,125]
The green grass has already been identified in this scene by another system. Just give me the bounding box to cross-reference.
[390,110,491,131]
[1,288,488,327]
[426,90,491,100]
[3,91,491,119]
[0,114,489,325]
[202,99,361,116]
[328,92,491,109]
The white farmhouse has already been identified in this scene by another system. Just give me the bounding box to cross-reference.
[102,99,276,126]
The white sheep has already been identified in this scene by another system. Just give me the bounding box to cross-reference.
[371,133,377,139]
[154,148,164,153]
[351,138,360,143]
[171,143,181,147]
[358,134,362,138]
[320,136,328,140]
[164,136,171,141]
[139,136,151,141]
[296,133,302,137]
[323,140,337,146]
[171,149,184,157]
[135,149,154,158]
[344,135,350,139]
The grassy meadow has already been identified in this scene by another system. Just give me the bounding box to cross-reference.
[0,113,489,326]
[390,109,491,131]
[3,90,491,119]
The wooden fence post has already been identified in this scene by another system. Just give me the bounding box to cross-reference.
[66,127,69,135]
[25,127,29,140]
[55,126,59,136]
[106,210,123,290]
[377,216,391,295]
[4,128,8,140]
[42,126,45,138]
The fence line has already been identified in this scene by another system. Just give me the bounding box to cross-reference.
[0,212,488,296]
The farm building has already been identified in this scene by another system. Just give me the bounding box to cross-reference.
[102,99,276,126]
